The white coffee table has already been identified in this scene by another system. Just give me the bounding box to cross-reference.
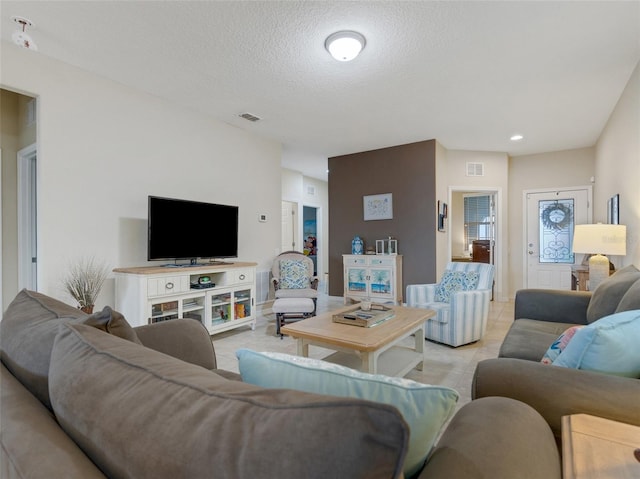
[280,305,435,377]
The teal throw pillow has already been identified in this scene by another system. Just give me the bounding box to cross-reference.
[236,349,459,477]
[279,259,310,289]
[552,310,640,377]
[435,270,480,302]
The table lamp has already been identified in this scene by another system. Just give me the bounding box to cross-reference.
[572,224,626,290]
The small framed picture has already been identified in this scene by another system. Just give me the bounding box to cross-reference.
[610,194,620,224]
[363,193,393,221]
[437,201,447,232]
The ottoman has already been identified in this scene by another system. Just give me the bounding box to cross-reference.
[272,298,315,338]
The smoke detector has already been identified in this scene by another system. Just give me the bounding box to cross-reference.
[11,16,38,51]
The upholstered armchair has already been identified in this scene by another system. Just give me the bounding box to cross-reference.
[271,251,319,313]
[406,262,495,347]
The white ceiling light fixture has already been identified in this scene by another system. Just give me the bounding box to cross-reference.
[510,134,524,141]
[11,16,38,51]
[325,31,365,62]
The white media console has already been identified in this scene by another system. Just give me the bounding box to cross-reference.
[114,262,257,335]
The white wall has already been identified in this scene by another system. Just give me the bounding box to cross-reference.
[439,148,509,301]
[595,61,640,267]
[434,141,449,276]
[1,43,282,309]
[450,191,466,257]
[508,147,596,296]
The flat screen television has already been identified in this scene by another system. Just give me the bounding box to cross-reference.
[148,196,238,264]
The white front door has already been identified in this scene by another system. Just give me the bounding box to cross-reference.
[525,187,592,289]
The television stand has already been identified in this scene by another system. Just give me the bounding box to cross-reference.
[113,262,257,335]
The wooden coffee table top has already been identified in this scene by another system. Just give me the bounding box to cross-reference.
[280,305,435,352]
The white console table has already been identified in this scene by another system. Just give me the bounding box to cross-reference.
[114,262,257,335]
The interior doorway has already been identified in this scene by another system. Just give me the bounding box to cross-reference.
[448,186,503,301]
[303,206,318,275]
[18,143,38,291]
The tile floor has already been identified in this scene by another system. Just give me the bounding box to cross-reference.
[212,294,514,408]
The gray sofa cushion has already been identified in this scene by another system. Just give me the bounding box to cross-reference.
[49,323,409,479]
[0,364,106,479]
[499,319,577,361]
[0,289,88,409]
[423,397,560,479]
[586,265,640,323]
[616,278,640,313]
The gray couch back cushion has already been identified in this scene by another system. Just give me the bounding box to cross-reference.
[586,265,640,323]
[616,278,640,313]
[0,289,87,409]
[49,323,409,479]
[1,364,106,478]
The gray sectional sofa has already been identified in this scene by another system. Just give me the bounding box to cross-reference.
[1,289,561,479]
[473,265,640,438]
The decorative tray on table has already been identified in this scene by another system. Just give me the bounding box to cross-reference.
[332,304,395,328]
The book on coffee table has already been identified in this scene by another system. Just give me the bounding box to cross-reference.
[332,306,395,328]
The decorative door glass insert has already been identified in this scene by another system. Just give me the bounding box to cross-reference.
[538,199,575,263]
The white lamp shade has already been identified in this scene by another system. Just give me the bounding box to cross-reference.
[572,224,626,256]
[325,31,365,61]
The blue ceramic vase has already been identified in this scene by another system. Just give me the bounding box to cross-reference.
[351,236,364,255]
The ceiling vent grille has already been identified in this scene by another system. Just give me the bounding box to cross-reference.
[466,162,484,177]
[239,112,261,122]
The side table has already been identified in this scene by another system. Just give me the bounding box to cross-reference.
[562,414,640,479]
[570,265,589,291]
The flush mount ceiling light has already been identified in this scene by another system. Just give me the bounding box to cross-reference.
[11,16,38,51]
[510,134,524,141]
[325,31,365,62]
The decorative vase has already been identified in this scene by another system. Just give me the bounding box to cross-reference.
[80,305,94,314]
[351,236,364,255]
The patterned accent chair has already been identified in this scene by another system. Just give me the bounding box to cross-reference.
[406,262,495,347]
[271,251,319,313]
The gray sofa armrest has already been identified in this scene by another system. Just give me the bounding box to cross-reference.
[514,289,592,324]
[472,358,640,437]
[419,397,560,479]
[134,319,217,370]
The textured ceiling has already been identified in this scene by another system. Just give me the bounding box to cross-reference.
[2,1,639,180]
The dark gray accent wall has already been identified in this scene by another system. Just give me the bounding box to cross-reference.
[328,140,437,297]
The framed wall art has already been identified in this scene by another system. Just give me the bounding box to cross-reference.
[363,193,393,221]
[609,194,620,224]
[437,201,448,232]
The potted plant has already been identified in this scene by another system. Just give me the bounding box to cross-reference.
[63,257,110,314]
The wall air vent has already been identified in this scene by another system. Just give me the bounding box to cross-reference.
[239,112,261,122]
[306,185,316,196]
[466,162,484,177]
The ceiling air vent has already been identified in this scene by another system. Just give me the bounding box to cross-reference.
[466,162,484,177]
[239,112,261,122]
